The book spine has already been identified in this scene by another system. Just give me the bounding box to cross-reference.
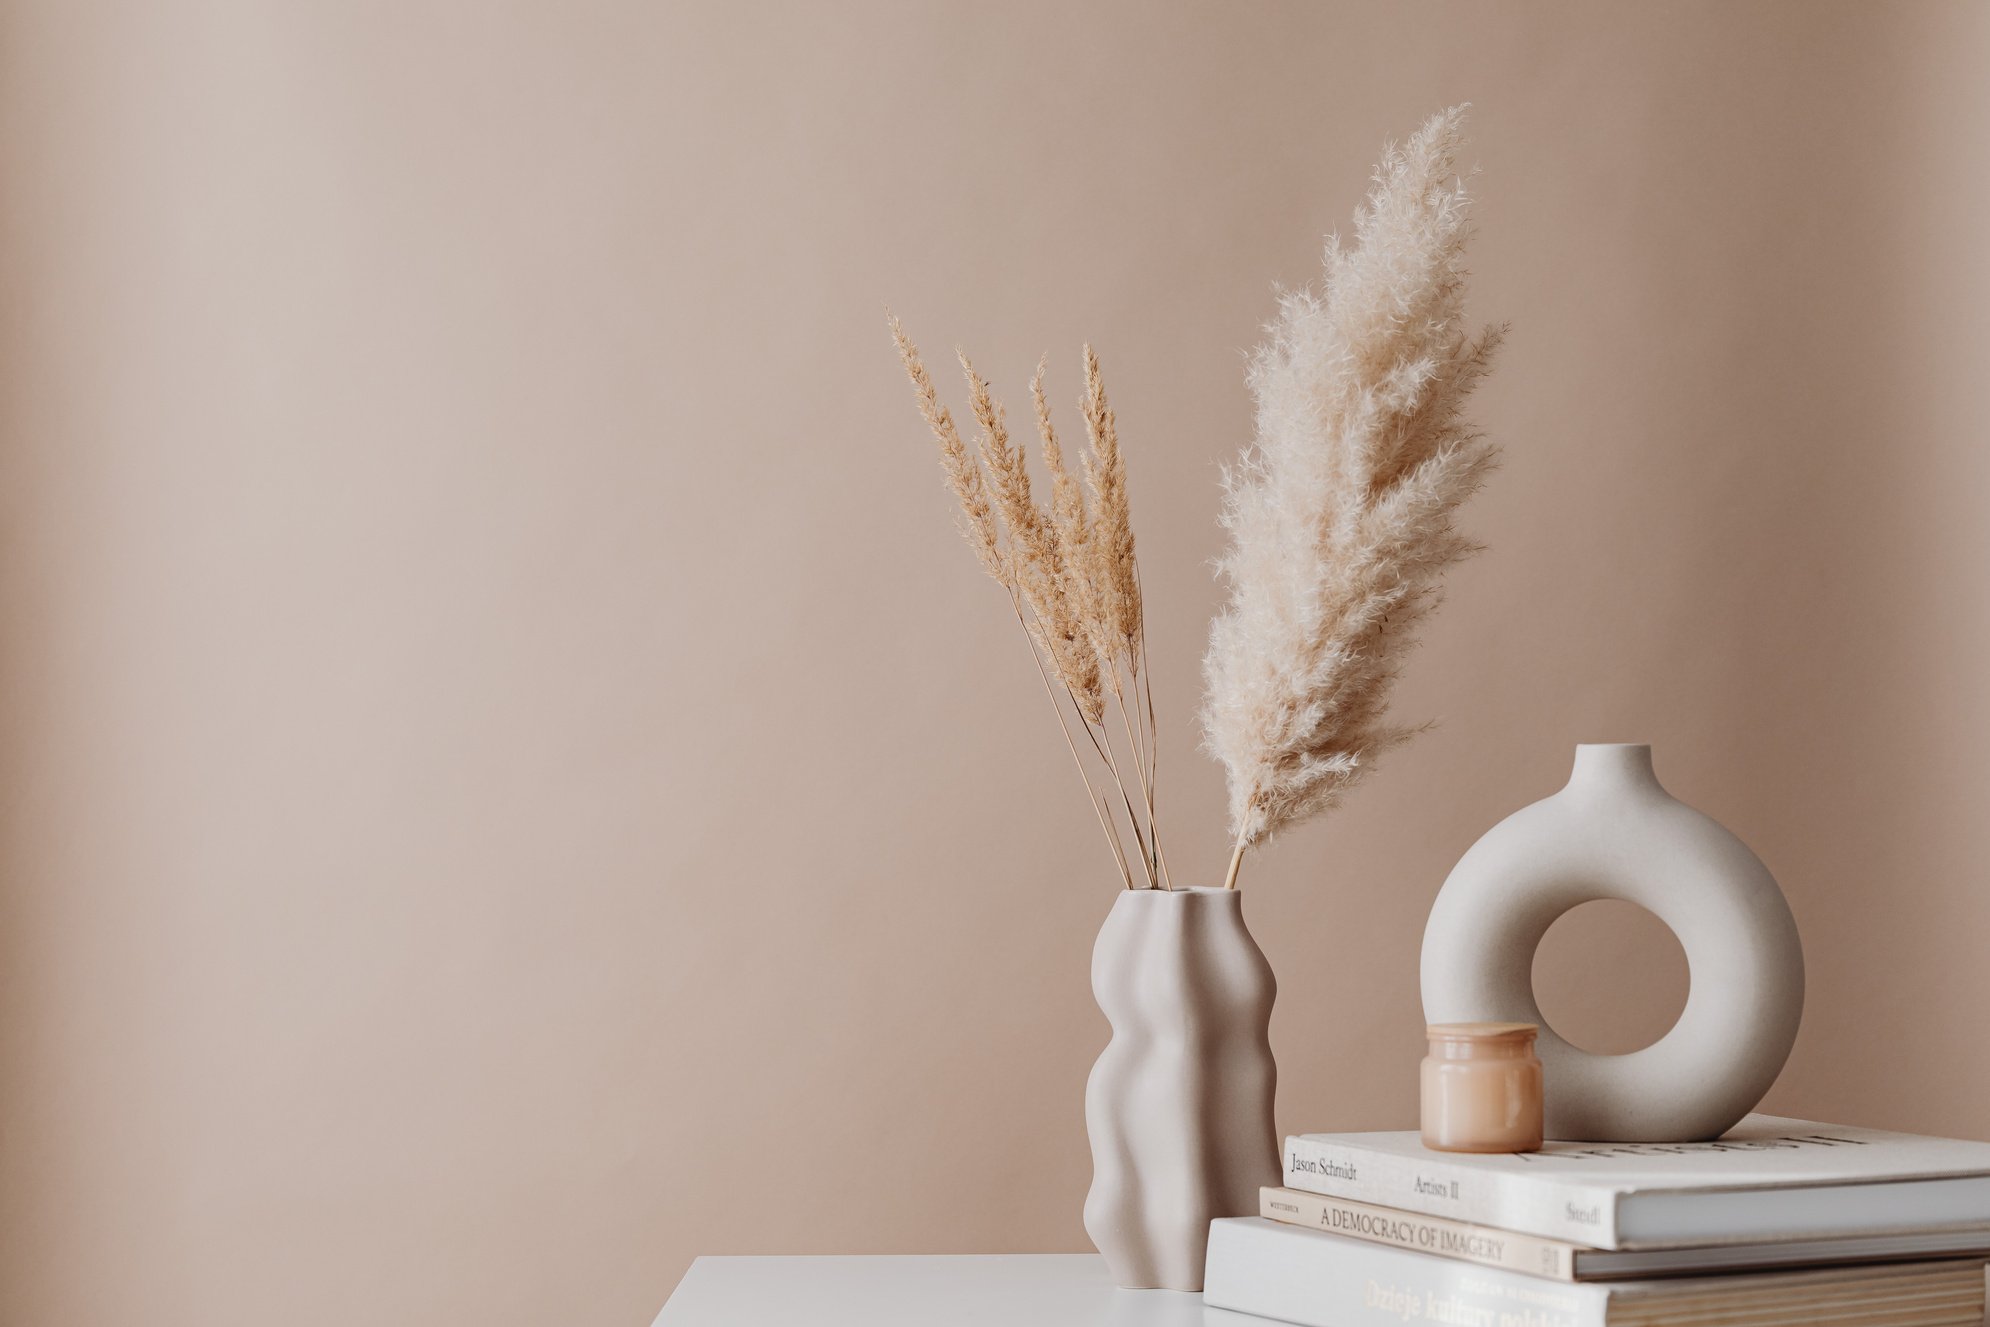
[1204,1218,1607,1327]
[1284,1135,1626,1248]
[1260,1186,1580,1281]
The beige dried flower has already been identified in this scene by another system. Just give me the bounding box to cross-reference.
[960,354,1104,723]
[890,108,1499,897]
[1203,105,1504,879]
[889,316,1008,588]
[1031,358,1092,610]
[891,320,1165,888]
[1081,346,1142,683]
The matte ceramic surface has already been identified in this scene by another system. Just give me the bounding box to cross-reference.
[1083,888,1278,1291]
[1421,744,1804,1142]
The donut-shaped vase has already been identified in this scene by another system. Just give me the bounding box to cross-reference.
[1420,744,1803,1142]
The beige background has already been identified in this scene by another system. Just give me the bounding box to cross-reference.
[2,2,1986,1323]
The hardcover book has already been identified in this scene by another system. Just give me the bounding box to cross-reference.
[1282,1115,1990,1249]
[1259,1186,1990,1281]
[1202,1218,1989,1327]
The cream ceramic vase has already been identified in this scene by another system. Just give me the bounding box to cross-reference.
[1422,744,1805,1142]
[1082,887,1278,1292]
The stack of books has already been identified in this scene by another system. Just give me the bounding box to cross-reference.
[1204,1116,1990,1327]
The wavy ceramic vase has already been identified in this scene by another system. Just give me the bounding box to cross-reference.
[1083,887,1278,1292]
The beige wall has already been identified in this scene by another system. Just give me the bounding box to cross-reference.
[2,2,1986,1322]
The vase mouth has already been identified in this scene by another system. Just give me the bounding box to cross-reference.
[1120,885,1239,898]
[1568,742,1658,788]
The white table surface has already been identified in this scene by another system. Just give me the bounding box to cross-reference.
[653,1255,1266,1325]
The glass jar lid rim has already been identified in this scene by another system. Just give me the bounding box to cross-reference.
[1427,1021,1538,1041]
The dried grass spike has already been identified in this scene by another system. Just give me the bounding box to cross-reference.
[960,354,1104,722]
[890,316,1008,587]
[1081,346,1142,677]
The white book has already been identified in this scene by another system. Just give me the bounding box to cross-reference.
[1202,1218,1988,1327]
[1260,1186,1990,1281]
[1262,1186,1581,1278]
[1283,1115,1990,1249]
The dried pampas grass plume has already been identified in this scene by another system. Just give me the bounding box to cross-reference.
[960,353,1104,721]
[1081,346,1142,680]
[890,317,1007,587]
[1203,105,1505,885]
[891,320,1168,889]
[1032,357,1092,598]
[890,106,1504,897]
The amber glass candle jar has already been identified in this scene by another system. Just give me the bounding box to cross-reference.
[1421,1022,1544,1154]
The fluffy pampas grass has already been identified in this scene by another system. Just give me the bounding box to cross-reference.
[1203,106,1504,887]
[891,106,1503,894]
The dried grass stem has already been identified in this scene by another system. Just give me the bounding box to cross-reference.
[894,322,1167,888]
